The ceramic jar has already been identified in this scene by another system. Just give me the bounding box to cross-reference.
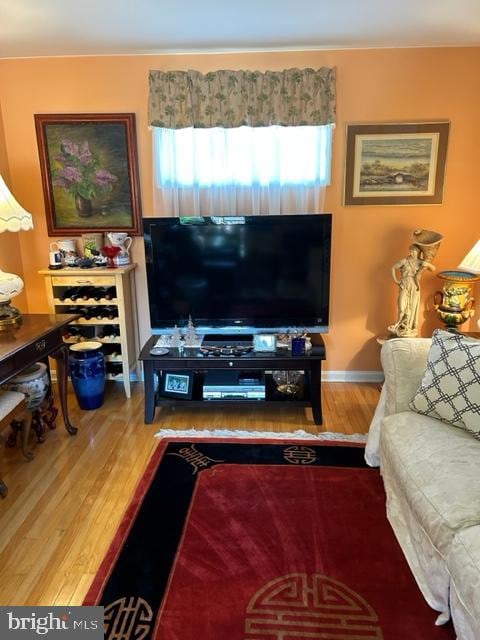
[1,362,50,410]
[69,342,105,410]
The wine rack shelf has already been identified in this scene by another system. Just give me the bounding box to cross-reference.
[53,298,119,305]
[69,319,120,326]
[39,264,139,399]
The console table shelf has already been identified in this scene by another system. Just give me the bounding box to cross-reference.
[139,337,326,425]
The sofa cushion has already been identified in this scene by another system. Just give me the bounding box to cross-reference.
[409,330,480,438]
[380,410,480,555]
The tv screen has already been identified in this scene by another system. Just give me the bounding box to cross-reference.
[143,214,332,334]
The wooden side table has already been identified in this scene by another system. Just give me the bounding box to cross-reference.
[0,313,79,435]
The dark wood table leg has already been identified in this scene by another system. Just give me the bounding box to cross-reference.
[310,361,323,426]
[21,410,34,461]
[144,361,156,424]
[52,344,77,435]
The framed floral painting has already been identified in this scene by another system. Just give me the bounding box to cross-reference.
[34,113,142,235]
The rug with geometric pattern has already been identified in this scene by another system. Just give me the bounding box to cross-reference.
[84,439,455,639]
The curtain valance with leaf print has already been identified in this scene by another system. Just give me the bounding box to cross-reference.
[148,67,336,129]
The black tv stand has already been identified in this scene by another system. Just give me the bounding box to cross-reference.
[202,334,253,345]
[140,336,326,426]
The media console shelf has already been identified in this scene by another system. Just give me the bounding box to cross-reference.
[139,336,326,425]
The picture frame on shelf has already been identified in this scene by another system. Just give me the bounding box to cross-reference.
[253,334,277,352]
[159,371,194,399]
[34,113,142,236]
[344,122,450,206]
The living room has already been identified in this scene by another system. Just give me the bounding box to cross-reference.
[0,2,479,638]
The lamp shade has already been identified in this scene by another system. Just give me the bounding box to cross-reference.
[458,240,480,274]
[0,174,33,233]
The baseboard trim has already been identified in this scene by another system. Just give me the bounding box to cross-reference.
[322,371,384,383]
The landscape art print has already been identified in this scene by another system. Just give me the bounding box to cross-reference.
[35,113,142,235]
[344,122,449,206]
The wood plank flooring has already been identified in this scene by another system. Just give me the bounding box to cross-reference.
[0,380,379,606]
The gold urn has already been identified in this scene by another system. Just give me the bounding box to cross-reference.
[434,270,479,331]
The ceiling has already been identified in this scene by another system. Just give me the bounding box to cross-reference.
[1,0,480,59]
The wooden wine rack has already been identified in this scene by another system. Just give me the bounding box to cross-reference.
[39,264,139,398]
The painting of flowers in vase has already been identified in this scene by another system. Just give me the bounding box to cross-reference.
[35,113,142,235]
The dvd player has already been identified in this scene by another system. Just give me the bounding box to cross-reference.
[202,370,265,401]
[203,385,265,400]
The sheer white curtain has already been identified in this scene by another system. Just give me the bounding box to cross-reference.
[153,125,334,216]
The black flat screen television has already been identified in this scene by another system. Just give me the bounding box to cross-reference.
[143,214,332,335]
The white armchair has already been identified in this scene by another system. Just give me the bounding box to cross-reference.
[365,337,431,467]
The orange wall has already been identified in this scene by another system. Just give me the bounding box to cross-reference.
[0,102,27,309]
[0,47,478,371]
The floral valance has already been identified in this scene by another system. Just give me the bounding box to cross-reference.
[148,67,336,129]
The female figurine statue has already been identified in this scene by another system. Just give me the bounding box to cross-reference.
[387,244,435,337]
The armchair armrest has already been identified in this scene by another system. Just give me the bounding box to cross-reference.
[365,337,431,467]
[381,337,431,415]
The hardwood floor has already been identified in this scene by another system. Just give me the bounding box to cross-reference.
[0,380,379,606]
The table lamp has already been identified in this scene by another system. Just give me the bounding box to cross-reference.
[0,174,34,329]
[459,239,480,330]
[434,240,480,331]
[459,240,480,274]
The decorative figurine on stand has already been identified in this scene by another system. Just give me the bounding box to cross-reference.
[387,229,443,338]
[184,315,202,347]
[169,325,183,348]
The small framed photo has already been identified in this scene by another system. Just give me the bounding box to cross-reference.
[159,371,194,399]
[253,334,277,352]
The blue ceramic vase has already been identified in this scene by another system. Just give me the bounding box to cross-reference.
[69,342,105,410]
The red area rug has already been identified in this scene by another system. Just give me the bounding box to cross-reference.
[85,439,454,639]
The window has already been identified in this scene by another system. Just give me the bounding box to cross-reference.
[153,125,334,216]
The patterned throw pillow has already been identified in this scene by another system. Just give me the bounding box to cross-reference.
[409,329,480,438]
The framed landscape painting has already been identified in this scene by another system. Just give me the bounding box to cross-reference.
[35,113,142,235]
[344,122,450,206]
